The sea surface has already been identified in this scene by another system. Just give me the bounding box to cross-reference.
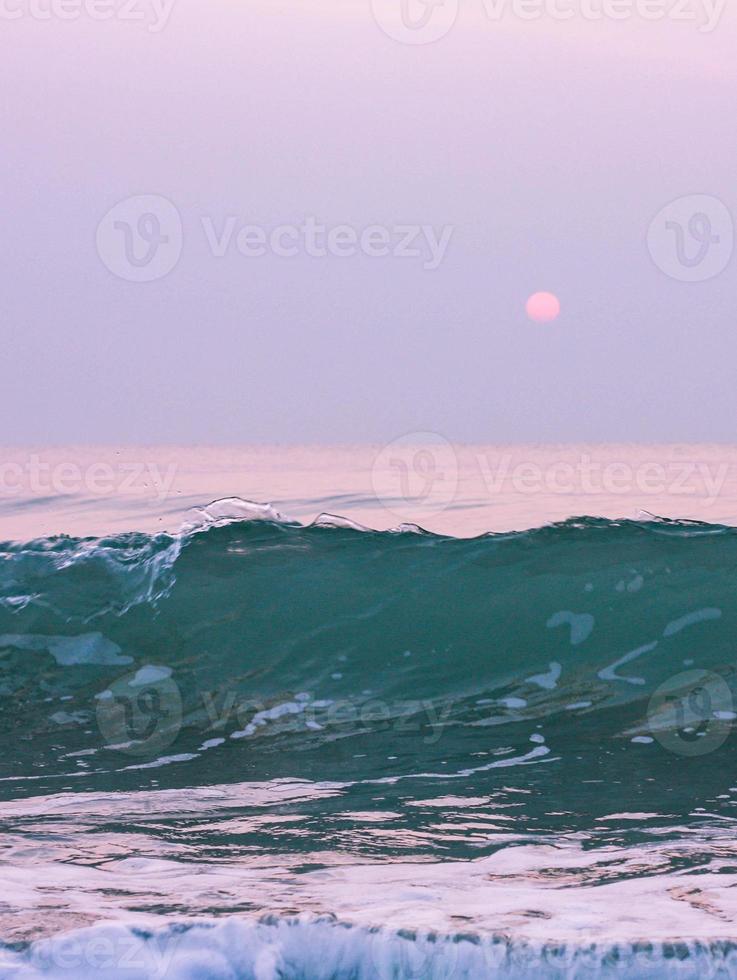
[2,444,737,978]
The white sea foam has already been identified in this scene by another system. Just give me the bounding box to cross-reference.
[598,641,659,686]
[129,666,173,687]
[230,700,310,740]
[310,513,371,532]
[525,662,562,691]
[663,608,722,637]
[0,632,131,667]
[3,787,737,976]
[2,909,737,979]
[182,498,292,532]
[545,611,594,646]
[500,697,527,709]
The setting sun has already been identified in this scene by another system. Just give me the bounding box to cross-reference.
[526,291,561,322]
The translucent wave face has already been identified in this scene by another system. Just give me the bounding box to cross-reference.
[3,508,737,969]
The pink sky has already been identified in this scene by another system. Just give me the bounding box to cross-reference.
[1,1,735,443]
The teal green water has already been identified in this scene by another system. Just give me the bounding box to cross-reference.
[2,509,737,976]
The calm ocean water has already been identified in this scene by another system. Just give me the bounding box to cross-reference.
[2,444,737,978]
[2,443,737,539]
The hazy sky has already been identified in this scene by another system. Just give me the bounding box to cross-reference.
[2,0,735,444]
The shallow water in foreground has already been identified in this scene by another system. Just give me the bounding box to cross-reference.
[2,446,737,977]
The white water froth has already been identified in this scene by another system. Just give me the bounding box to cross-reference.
[0,633,131,667]
[663,608,722,637]
[182,498,436,537]
[525,662,562,691]
[182,498,293,532]
[545,611,594,646]
[2,910,737,979]
[598,641,659,686]
[3,784,737,975]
